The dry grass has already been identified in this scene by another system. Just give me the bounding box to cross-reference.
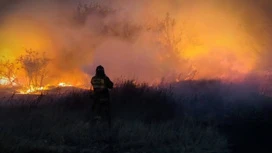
[2,79,271,153]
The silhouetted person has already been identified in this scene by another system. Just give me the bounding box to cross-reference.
[91,65,113,121]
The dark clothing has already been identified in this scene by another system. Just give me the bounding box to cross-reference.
[91,75,113,120]
[91,75,113,99]
[92,100,110,120]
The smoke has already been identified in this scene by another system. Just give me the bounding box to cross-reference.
[0,0,272,85]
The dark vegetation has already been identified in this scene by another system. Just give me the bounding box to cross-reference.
[174,79,272,153]
[0,79,272,153]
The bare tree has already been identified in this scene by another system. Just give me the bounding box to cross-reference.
[0,57,18,86]
[74,1,116,24]
[17,49,50,89]
[157,13,182,54]
[74,1,142,42]
[154,13,198,81]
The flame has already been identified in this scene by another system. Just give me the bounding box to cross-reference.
[18,86,47,94]
[0,76,17,86]
[0,77,9,85]
[17,81,86,94]
[58,82,73,87]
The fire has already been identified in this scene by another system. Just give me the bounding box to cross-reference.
[0,76,17,86]
[17,81,86,94]
[18,82,76,94]
[18,85,48,94]
[58,82,73,87]
[0,77,9,85]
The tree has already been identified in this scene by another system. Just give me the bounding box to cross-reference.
[75,1,142,42]
[154,13,198,81]
[0,57,18,86]
[74,1,116,24]
[17,49,50,89]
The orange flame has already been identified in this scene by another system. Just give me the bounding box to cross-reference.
[58,82,73,87]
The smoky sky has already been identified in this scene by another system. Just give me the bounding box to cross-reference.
[0,0,272,85]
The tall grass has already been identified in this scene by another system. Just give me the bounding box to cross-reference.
[4,79,272,153]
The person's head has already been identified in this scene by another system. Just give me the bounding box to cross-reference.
[96,65,105,77]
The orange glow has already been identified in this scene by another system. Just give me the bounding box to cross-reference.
[0,18,52,59]
[171,2,258,80]
[0,0,271,93]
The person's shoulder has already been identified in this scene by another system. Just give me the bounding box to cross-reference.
[92,75,99,78]
[104,76,111,80]
[91,75,98,81]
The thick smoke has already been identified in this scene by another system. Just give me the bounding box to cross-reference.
[0,0,272,86]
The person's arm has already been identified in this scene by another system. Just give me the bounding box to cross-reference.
[89,77,94,98]
[105,76,114,89]
[90,77,94,90]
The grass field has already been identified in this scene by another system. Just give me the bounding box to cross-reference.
[0,80,271,153]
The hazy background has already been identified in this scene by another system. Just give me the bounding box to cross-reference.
[0,0,271,85]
